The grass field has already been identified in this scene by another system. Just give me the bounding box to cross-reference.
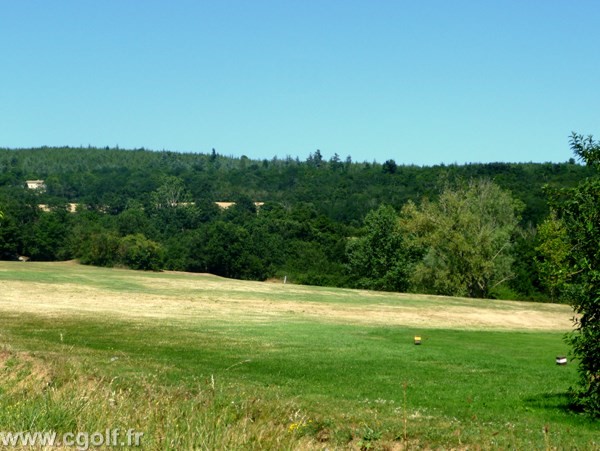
[0,261,598,449]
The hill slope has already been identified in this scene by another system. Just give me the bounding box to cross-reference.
[0,262,596,449]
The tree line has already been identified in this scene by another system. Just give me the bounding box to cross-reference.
[0,144,594,301]
[0,137,598,416]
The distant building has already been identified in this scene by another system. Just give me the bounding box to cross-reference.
[215,202,236,209]
[37,203,79,213]
[215,201,264,210]
[26,180,46,191]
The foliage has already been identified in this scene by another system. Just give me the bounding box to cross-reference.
[0,212,20,259]
[570,131,600,167]
[116,204,155,237]
[346,205,414,291]
[0,145,595,299]
[118,234,164,271]
[26,210,73,261]
[151,175,189,209]
[0,187,42,259]
[78,231,121,267]
[506,225,544,301]
[202,221,254,279]
[535,212,570,301]
[382,159,397,174]
[400,179,522,298]
[549,133,600,417]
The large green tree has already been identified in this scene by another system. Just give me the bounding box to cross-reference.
[400,179,522,298]
[346,205,413,292]
[151,175,189,209]
[551,133,600,416]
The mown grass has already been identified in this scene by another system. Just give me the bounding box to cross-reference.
[0,262,598,449]
[0,261,571,314]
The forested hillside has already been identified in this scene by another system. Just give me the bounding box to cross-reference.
[0,146,593,300]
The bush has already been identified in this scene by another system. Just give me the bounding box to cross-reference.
[550,133,600,417]
[79,232,120,267]
[118,234,164,271]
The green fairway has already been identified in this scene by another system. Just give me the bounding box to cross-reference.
[0,262,597,449]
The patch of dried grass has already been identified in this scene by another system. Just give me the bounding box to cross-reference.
[0,271,574,331]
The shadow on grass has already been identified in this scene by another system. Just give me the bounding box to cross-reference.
[524,391,576,414]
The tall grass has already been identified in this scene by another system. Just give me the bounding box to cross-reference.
[0,348,309,449]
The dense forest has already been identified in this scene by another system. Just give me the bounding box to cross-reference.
[0,146,594,301]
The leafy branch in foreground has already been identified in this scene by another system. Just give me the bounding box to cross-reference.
[551,133,600,417]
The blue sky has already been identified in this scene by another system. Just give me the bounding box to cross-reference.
[1,1,599,165]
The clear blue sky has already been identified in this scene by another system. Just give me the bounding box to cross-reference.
[1,1,599,165]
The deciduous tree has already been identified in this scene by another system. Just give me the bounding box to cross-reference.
[346,205,413,292]
[400,179,522,298]
[118,233,164,271]
[535,211,570,301]
[152,176,189,209]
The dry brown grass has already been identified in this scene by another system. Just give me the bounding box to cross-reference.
[0,262,574,332]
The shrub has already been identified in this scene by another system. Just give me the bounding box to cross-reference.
[118,234,164,271]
